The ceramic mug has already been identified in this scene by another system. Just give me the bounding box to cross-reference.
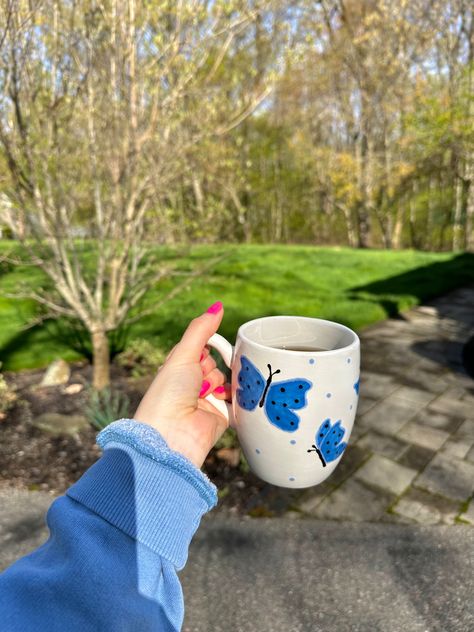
[206,316,360,488]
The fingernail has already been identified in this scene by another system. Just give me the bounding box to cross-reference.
[199,380,211,397]
[214,385,226,394]
[207,301,223,314]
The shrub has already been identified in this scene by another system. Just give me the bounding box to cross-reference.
[85,387,130,431]
[115,339,167,377]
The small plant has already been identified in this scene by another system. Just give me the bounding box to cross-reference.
[0,362,17,419]
[85,387,130,431]
[115,339,167,378]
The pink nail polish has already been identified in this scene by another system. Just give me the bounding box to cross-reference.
[207,301,223,314]
[199,380,211,397]
[214,385,226,394]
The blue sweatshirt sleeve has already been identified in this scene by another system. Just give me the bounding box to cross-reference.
[0,419,217,632]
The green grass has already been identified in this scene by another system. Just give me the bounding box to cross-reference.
[1,242,473,371]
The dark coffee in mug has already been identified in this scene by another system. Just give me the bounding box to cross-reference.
[270,345,328,352]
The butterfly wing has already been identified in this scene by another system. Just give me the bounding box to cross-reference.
[316,418,332,449]
[264,378,312,432]
[320,420,347,463]
[236,356,266,411]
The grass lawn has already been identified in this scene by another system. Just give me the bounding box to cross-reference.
[1,243,473,371]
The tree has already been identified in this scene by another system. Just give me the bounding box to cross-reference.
[0,0,274,388]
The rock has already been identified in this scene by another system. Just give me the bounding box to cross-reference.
[32,413,89,436]
[40,360,70,387]
[216,448,240,468]
[63,383,84,395]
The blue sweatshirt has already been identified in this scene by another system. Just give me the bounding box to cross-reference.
[0,419,218,631]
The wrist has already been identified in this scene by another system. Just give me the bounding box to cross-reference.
[140,421,208,469]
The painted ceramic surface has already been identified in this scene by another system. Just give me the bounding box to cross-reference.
[209,316,360,489]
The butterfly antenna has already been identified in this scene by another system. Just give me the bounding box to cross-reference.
[308,445,326,468]
[259,364,281,408]
[268,364,281,379]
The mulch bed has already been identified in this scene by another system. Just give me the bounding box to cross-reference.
[0,363,298,516]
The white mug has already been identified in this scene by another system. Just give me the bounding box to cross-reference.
[207,316,360,488]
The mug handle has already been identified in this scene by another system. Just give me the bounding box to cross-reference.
[205,333,235,428]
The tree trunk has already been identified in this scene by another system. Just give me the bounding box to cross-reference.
[426,176,435,251]
[192,174,204,216]
[356,203,371,248]
[340,204,356,247]
[453,173,463,250]
[465,160,474,252]
[392,199,404,249]
[91,329,110,390]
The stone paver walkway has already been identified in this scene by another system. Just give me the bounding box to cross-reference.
[297,286,474,525]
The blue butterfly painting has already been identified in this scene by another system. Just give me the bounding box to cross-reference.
[236,356,312,432]
[307,418,347,467]
[354,378,360,395]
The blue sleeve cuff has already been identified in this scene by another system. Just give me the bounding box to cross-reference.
[66,419,217,570]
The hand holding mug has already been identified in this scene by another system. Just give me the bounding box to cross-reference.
[134,302,360,489]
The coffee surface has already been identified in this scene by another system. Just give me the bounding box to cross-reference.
[270,344,327,352]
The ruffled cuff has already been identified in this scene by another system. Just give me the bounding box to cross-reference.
[67,419,217,569]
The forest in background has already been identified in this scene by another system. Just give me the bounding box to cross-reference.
[0,0,473,253]
[172,0,474,250]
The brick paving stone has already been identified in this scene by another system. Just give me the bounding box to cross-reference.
[391,488,460,526]
[313,479,393,522]
[412,305,438,316]
[379,512,416,525]
[356,397,379,416]
[460,393,474,406]
[348,423,366,442]
[440,439,472,459]
[356,431,408,460]
[414,453,474,501]
[397,421,449,451]
[397,445,436,471]
[359,372,399,400]
[393,386,437,405]
[360,397,419,435]
[354,454,417,496]
[398,369,449,394]
[414,357,448,374]
[392,498,441,525]
[298,481,336,515]
[326,445,370,487]
[459,500,474,525]
[443,386,469,400]
[466,445,474,464]
[412,408,465,433]
[429,397,474,420]
[453,419,474,441]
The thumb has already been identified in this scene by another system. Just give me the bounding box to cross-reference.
[171,301,224,364]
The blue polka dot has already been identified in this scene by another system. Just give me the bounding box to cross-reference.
[255,448,261,454]
[350,404,353,410]
[290,439,296,445]
[289,477,295,481]
[309,358,315,365]
[326,392,332,398]
[347,358,351,364]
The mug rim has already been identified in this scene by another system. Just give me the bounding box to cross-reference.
[238,315,360,356]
